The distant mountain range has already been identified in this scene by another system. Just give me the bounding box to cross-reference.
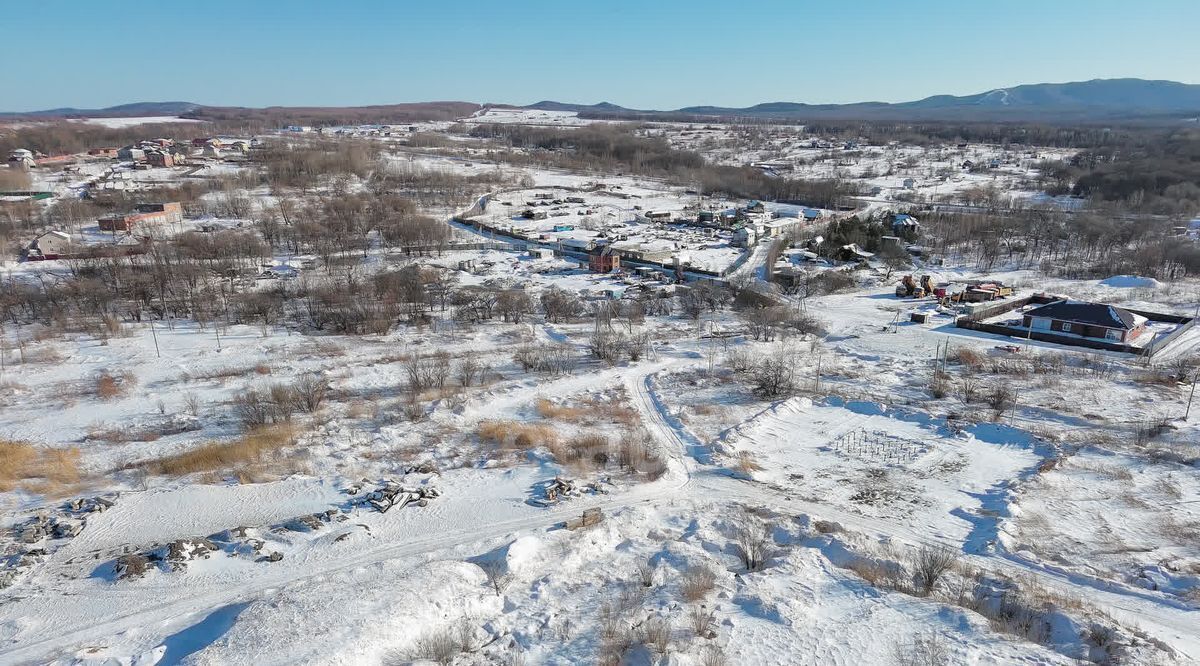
[0,101,200,119]
[523,79,1200,122]
[4,79,1199,123]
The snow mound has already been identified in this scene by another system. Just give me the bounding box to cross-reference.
[504,535,543,573]
[1099,275,1160,288]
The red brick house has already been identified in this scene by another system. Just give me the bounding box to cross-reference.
[588,245,620,273]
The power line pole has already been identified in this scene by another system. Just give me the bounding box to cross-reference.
[149,320,160,358]
[1186,376,1197,421]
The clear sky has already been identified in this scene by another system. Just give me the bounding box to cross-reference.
[5,0,1199,112]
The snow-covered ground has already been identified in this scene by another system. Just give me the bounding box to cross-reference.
[464,108,599,127]
[70,116,206,128]
[2,116,1198,666]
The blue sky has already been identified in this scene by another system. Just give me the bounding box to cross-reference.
[5,0,1198,112]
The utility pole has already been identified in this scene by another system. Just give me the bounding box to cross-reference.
[149,320,160,358]
[1186,376,1197,421]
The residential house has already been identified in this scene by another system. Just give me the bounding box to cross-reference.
[135,202,183,224]
[560,238,596,253]
[610,241,674,263]
[891,214,920,234]
[99,202,183,233]
[28,230,72,259]
[588,245,620,273]
[1021,300,1148,343]
[835,244,874,262]
[117,146,145,162]
[732,226,757,247]
[145,150,174,167]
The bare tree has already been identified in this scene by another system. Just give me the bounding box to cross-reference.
[478,560,513,597]
[456,356,482,387]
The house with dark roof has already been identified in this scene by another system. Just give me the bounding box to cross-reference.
[1021,300,1148,343]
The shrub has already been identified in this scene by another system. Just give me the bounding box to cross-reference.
[892,631,950,666]
[734,451,763,476]
[635,559,656,588]
[409,626,462,666]
[697,644,727,666]
[734,518,774,572]
[913,545,959,596]
[681,564,717,602]
[951,347,984,367]
[687,606,717,639]
[641,616,671,654]
[95,370,134,400]
[290,373,328,412]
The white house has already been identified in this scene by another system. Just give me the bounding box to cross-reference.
[29,230,72,258]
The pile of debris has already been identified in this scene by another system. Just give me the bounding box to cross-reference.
[14,514,82,544]
[0,495,117,589]
[564,508,604,531]
[279,509,344,532]
[345,479,441,514]
[530,477,609,507]
[66,496,115,515]
[112,527,284,581]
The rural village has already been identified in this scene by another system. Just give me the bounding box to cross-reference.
[0,102,1198,666]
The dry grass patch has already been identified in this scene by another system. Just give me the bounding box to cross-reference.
[734,451,763,475]
[951,347,985,368]
[141,424,299,477]
[476,420,559,451]
[0,440,82,495]
[535,396,638,426]
[95,370,136,400]
[536,399,587,421]
[21,345,64,364]
[680,564,717,602]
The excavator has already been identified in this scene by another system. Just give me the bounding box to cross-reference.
[895,274,937,298]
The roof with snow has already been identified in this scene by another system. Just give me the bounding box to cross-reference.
[1025,300,1141,330]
